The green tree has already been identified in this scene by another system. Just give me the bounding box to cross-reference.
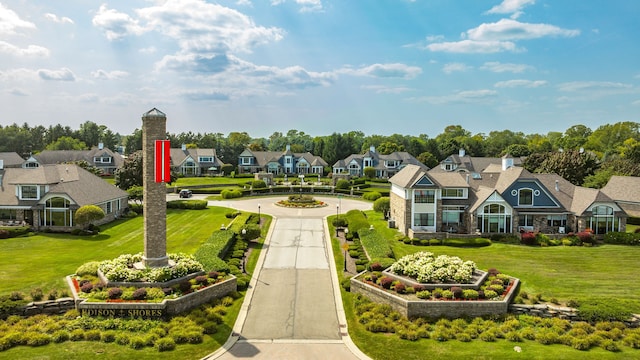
[484,130,526,157]
[585,122,640,158]
[503,144,530,157]
[417,151,438,168]
[560,124,591,150]
[127,185,144,204]
[74,205,105,230]
[45,136,87,150]
[115,151,143,190]
[582,158,640,188]
[373,197,391,219]
[533,150,600,185]
[123,129,142,155]
[76,121,102,147]
[363,166,376,179]
[377,141,404,155]
[66,160,102,176]
[435,125,471,158]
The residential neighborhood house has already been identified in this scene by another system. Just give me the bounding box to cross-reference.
[389,150,628,238]
[332,146,427,179]
[170,145,226,176]
[0,163,129,231]
[238,145,328,175]
[24,144,124,175]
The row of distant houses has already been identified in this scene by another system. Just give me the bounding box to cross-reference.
[13,143,425,179]
[2,145,640,237]
[389,149,640,238]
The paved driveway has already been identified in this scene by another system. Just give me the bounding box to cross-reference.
[194,195,371,360]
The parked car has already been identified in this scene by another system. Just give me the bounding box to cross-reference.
[179,189,193,198]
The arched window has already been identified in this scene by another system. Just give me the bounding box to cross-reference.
[40,197,73,227]
[518,189,533,206]
[477,203,511,233]
[589,205,619,234]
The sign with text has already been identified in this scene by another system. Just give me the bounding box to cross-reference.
[154,140,171,183]
[81,307,164,319]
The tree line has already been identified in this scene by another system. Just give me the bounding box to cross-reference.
[2,121,640,188]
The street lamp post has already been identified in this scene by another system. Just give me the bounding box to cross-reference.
[336,204,340,237]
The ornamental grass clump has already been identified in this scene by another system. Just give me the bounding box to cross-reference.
[389,251,476,284]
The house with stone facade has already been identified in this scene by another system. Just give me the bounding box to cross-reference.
[0,163,128,231]
[389,153,627,239]
[237,145,328,175]
[332,146,427,179]
[24,144,124,175]
[170,145,226,176]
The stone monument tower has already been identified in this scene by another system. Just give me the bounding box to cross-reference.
[141,108,170,267]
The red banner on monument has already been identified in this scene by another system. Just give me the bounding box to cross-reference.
[155,140,171,183]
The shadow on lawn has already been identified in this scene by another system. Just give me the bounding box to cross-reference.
[36,232,112,241]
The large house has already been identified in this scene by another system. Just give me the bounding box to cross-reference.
[24,144,124,175]
[390,152,627,238]
[0,163,128,231]
[170,145,226,176]
[601,175,640,217]
[332,146,427,178]
[238,145,328,175]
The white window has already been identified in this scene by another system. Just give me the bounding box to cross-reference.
[198,156,214,162]
[442,188,465,198]
[20,185,39,200]
[106,201,112,214]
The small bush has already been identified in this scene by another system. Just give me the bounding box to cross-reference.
[416,290,431,299]
[76,261,100,276]
[129,336,146,349]
[108,287,123,299]
[85,330,101,341]
[80,282,94,294]
[69,329,85,341]
[30,288,44,301]
[132,288,147,300]
[52,330,69,343]
[101,330,117,343]
[379,277,393,289]
[156,337,176,352]
[362,191,382,201]
[393,282,406,294]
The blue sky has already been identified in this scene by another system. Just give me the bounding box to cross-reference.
[1,0,639,138]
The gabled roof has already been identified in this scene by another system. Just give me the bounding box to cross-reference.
[601,176,640,204]
[170,148,225,167]
[333,150,427,170]
[389,164,430,188]
[0,164,128,207]
[570,186,615,215]
[31,147,124,168]
[0,152,24,168]
[241,150,327,168]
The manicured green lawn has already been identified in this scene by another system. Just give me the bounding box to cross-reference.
[0,207,231,295]
[329,212,640,360]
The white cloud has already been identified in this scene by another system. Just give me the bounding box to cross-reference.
[427,39,518,53]
[443,63,472,74]
[236,0,253,6]
[137,0,284,54]
[92,4,145,41]
[494,79,546,88]
[557,81,632,92]
[37,68,76,81]
[44,13,74,24]
[481,61,533,73]
[340,63,422,79]
[361,85,413,94]
[412,89,497,104]
[0,41,49,57]
[7,88,29,96]
[467,19,580,41]
[91,69,129,80]
[139,46,157,54]
[485,0,535,19]
[632,99,640,106]
[0,3,36,35]
[270,0,323,12]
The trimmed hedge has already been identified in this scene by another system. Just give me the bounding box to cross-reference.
[193,230,234,272]
[346,210,369,238]
[603,232,640,246]
[0,226,30,239]
[167,200,208,210]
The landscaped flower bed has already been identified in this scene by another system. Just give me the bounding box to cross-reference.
[351,253,520,318]
[276,194,327,208]
[98,253,203,283]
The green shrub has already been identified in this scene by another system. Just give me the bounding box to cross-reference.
[51,330,69,344]
[85,329,102,341]
[578,298,632,322]
[221,189,243,199]
[603,232,640,245]
[30,288,44,301]
[69,329,85,342]
[76,261,100,276]
[336,179,350,190]
[101,330,116,343]
[362,191,382,201]
[251,180,267,189]
[167,199,208,210]
[115,333,130,345]
[129,336,146,349]
[156,337,176,352]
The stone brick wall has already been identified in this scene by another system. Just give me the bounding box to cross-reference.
[390,191,411,235]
